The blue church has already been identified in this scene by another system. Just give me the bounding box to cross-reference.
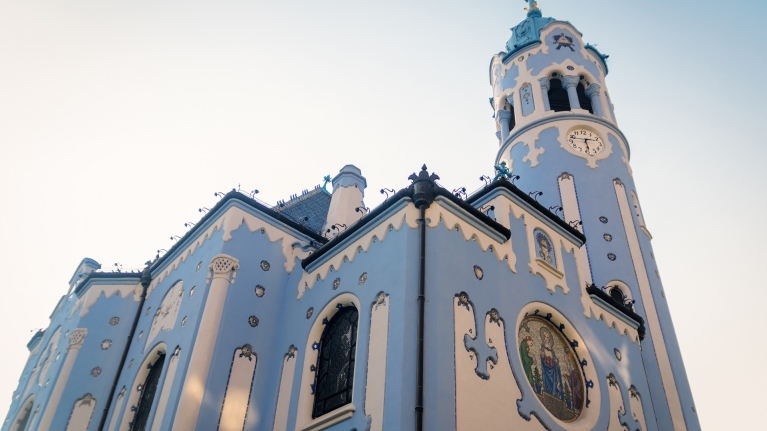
[3,2,700,430]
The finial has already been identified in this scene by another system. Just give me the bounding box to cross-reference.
[321,175,331,193]
[421,164,428,171]
[524,0,539,12]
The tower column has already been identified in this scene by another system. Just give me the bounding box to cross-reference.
[562,75,581,110]
[172,255,239,431]
[585,83,605,117]
[497,110,513,141]
[539,77,551,111]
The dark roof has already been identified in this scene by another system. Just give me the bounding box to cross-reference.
[274,187,331,235]
[302,184,512,270]
[466,179,586,243]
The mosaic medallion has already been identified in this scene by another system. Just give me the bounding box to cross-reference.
[534,229,556,267]
[332,278,341,290]
[255,285,266,297]
[603,233,612,242]
[129,359,134,368]
[260,260,271,271]
[91,367,102,377]
[599,216,608,224]
[138,331,143,341]
[145,307,151,316]
[567,65,575,70]
[182,317,187,327]
[306,307,314,319]
[358,272,368,285]
[518,315,585,423]
[240,345,254,360]
[196,261,203,271]
[109,316,120,326]
[607,253,617,261]
[248,316,259,327]
[456,292,470,311]
[614,348,622,361]
[190,286,196,297]
[101,339,112,350]
[473,265,484,280]
[489,308,501,326]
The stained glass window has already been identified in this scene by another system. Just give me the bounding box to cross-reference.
[133,353,166,431]
[312,306,358,418]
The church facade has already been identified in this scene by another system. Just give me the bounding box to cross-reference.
[3,3,700,431]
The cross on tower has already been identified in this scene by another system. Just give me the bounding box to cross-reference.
[525,0,539,11]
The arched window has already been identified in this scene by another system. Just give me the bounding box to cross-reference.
[576,82,594,114]
[133,353,166,431]
[312,306,358,418]
[547,78,570,112]
[609,286,624,304]
[507,103,516,132]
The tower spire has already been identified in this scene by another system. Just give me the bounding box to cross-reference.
[524,0,539,12]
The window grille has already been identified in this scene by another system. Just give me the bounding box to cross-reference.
[133,353,166,431]
[312,306,358,418]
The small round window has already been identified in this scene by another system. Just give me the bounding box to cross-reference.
[518,315,585,422]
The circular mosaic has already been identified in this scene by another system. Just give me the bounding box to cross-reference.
[109,316,120,326]
[91,367,102,377]
[607,253,617,261]
[332,278,341,290]
[137,331,143,341]
[190,286,196,297]
[358,272,368,285]
[255,285,266,297]
[518,315,585,422]
[567,65,575,70]
[248,316,259,327]
[260,260,271,271]
[145,307,151,316]
[306,307,314,319]
[473,265,484,280]
[101,339,112,350]
[196,261,203,271]
[614,348,622,361]
[603,233,612,242]
[182,317,187,327]
[599,216,608,224]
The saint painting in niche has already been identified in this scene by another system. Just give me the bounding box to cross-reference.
[534,229,556,268]
[518,315,584,422]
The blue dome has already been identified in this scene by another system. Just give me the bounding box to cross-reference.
[505,9,554,54]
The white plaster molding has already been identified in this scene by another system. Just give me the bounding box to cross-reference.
[145,282,183,351]
[295,294,360,431]
[8,395,35,431]
[454,296,544,430]
[628,386,649,431]
[148,205,312,298]
[606,375,627,431]
[272,347,299,431]
[522,139,546,167]
[120,343,166,431]
[298,198,518,299]
[71,283,141,319]
[515,303,602,431]
[171,254,239,431]
[218,346,257,431]
[557,173,594,313]
[64,393,96,431]
[150,348,180,431]
[614,180,685,429]
[364,293,390,431]
[107,387,126,431]
[37,329,88,431]
[36,327,61,387]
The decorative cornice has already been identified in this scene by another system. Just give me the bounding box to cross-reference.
[496,113,631,163]
[207,255,240,283]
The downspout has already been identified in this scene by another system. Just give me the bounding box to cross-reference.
[97,261,152,431]
[409,165,439,431]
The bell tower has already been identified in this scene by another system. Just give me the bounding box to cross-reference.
[489,2,700,430]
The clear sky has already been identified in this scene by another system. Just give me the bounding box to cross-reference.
[1,0,764,428]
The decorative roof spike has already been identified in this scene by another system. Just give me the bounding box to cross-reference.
[408,165,440,208]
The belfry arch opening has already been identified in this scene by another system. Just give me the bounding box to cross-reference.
[548,77,570,112]
[576,81,594,114]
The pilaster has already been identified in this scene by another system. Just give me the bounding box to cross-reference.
[36,329,88,431]
[562,75,581,110]
[585,83,605,117]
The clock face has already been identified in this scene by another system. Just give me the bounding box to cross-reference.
[567,128,604,156]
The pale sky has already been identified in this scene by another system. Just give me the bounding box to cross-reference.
[1,1,764,428]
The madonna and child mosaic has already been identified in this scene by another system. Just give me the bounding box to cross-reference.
[518,315,584,422]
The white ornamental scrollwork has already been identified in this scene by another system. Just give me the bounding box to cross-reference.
[206,254,240,284]
[68,329,88,350]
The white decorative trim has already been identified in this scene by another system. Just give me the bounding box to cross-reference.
[64,393,96,431]
[613,180,685,430]
[295,294,360,431]
[107,387,126,431]
[218,347,257,431]
[148,204,312,298]
[606,375,627,431]
[364,293,390,431]
[272,347,299,431]
[298,198,516,299]
[522,139,546,167]
[150,348,180,431]
[37,329,88,431]
[71,283,141,318]
[628,386,649,431]
[172,254,239,431]
[145,282,183,352]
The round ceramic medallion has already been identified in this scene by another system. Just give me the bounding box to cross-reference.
[248,316,259,327]
[473,265,484,280]
[358,272,368,285]
[607,253,617,261]
[603,234,612,242]
[332,278,341,290]
[190,286,196,297]
[109,316,120,326]
[306,307,314,319]
[255,285,266,297]
[518,315,585,423]
[599,216,608,224]
[260,260,271,271]
[91,367,102,377]
[614,348,622,361]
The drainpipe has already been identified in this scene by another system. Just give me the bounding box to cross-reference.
[97,261,152,431]
[409,165,439,431]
